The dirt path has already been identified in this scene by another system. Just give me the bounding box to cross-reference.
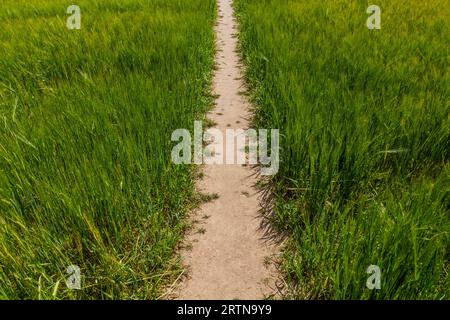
[174,0,277,300]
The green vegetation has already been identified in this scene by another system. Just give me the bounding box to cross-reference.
[235,0,449,299]
[0,0,216,299]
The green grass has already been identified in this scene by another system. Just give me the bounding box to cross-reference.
[235,0,449,299]
[0,0,216,299]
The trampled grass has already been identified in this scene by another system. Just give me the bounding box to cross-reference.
[0,0,216,299]
[235,0,449,299]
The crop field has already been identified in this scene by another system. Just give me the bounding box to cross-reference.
[0,0,216,299]
[0,0,448,302]
[235,0,449,299]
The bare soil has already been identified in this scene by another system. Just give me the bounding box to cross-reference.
[173,0,278,300]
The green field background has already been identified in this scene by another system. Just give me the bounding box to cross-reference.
[0,0,448,300]
[0,0,216,299]
[235,0,449,299]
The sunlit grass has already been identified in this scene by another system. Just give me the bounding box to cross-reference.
[235,0,449,299]
[0,0,216,299]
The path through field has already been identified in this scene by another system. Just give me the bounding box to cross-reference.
[175,0,277,299]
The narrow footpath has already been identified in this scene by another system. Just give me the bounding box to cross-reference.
[175,0,277,300]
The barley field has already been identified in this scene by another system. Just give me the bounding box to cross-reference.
[0,0,448,301]
[0,0,216,299]
[235,0,449,299]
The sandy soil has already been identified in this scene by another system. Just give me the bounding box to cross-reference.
[173,0,278,300]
